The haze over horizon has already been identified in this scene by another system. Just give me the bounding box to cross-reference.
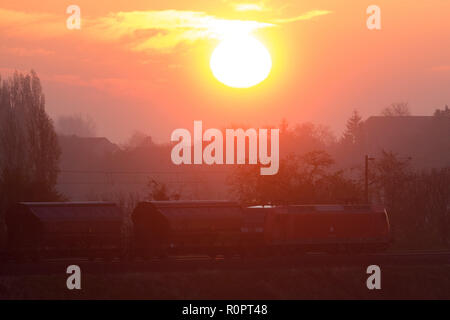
[1,0,449,143]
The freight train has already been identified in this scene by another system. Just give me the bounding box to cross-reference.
[3,201,391,261]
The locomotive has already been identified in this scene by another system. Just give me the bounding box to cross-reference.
[245,204,391,254]
[3,200,391,261]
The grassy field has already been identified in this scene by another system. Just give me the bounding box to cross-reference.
[1,264,449,299]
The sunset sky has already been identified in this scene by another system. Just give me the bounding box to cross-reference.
[1,1,449,142]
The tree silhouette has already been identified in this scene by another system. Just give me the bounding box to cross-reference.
[148,179,180,201]
[0,71,62,219]
[230,150,362,205]
[371,151,449,248]
[381,102,411,116]
[434,105,450,117]
[341,110,362,145]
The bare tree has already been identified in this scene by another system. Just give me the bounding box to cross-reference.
[381,102,411,117]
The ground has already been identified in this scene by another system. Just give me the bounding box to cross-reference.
[1,256,449,299]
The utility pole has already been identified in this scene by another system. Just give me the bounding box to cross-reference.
[365,155,375,204]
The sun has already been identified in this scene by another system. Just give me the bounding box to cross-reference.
[210,35,272,88]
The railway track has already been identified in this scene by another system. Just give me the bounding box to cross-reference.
[1,251,449,276]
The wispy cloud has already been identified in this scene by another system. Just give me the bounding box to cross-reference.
[270,10,332,24]
[0,8,65,38]
[0,7,331,53]
[233,2,269,12]
[89,10,274,51]
[88,9,332,51]
[0,46,55,57]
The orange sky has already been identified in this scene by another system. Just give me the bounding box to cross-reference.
[1,1,449,142]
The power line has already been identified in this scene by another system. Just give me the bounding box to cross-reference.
[57,169,231,186]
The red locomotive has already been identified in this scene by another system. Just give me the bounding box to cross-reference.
[244,204,391,254]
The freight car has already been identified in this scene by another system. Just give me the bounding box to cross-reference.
[3,201,391,262]
[244,204,391,254]
[5,202,124,261]
[130,200,243,259]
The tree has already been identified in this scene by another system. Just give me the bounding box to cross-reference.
[434,105,450,117]
[281,121,336,157]
[0,71,62,216]
[371,151,450,248]
[371,150,412,208]
[301,150,335,180]
[229,150,362,205]
[123,131,154,150]
[56,113,96,137]
[341,110,363,145]
[381,102,411,117]
[148,179,180,201]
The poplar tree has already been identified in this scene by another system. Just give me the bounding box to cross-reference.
[0,70,62,218]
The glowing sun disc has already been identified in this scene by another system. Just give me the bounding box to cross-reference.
[210,36,272,88]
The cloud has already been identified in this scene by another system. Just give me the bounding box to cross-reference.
[88,10,273,51]
[0,46,55,57]
[0,8,65,38]
[270,10,332,24]
[89,9,331,51]
[233,3,269,12]
[0,7,331,53]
